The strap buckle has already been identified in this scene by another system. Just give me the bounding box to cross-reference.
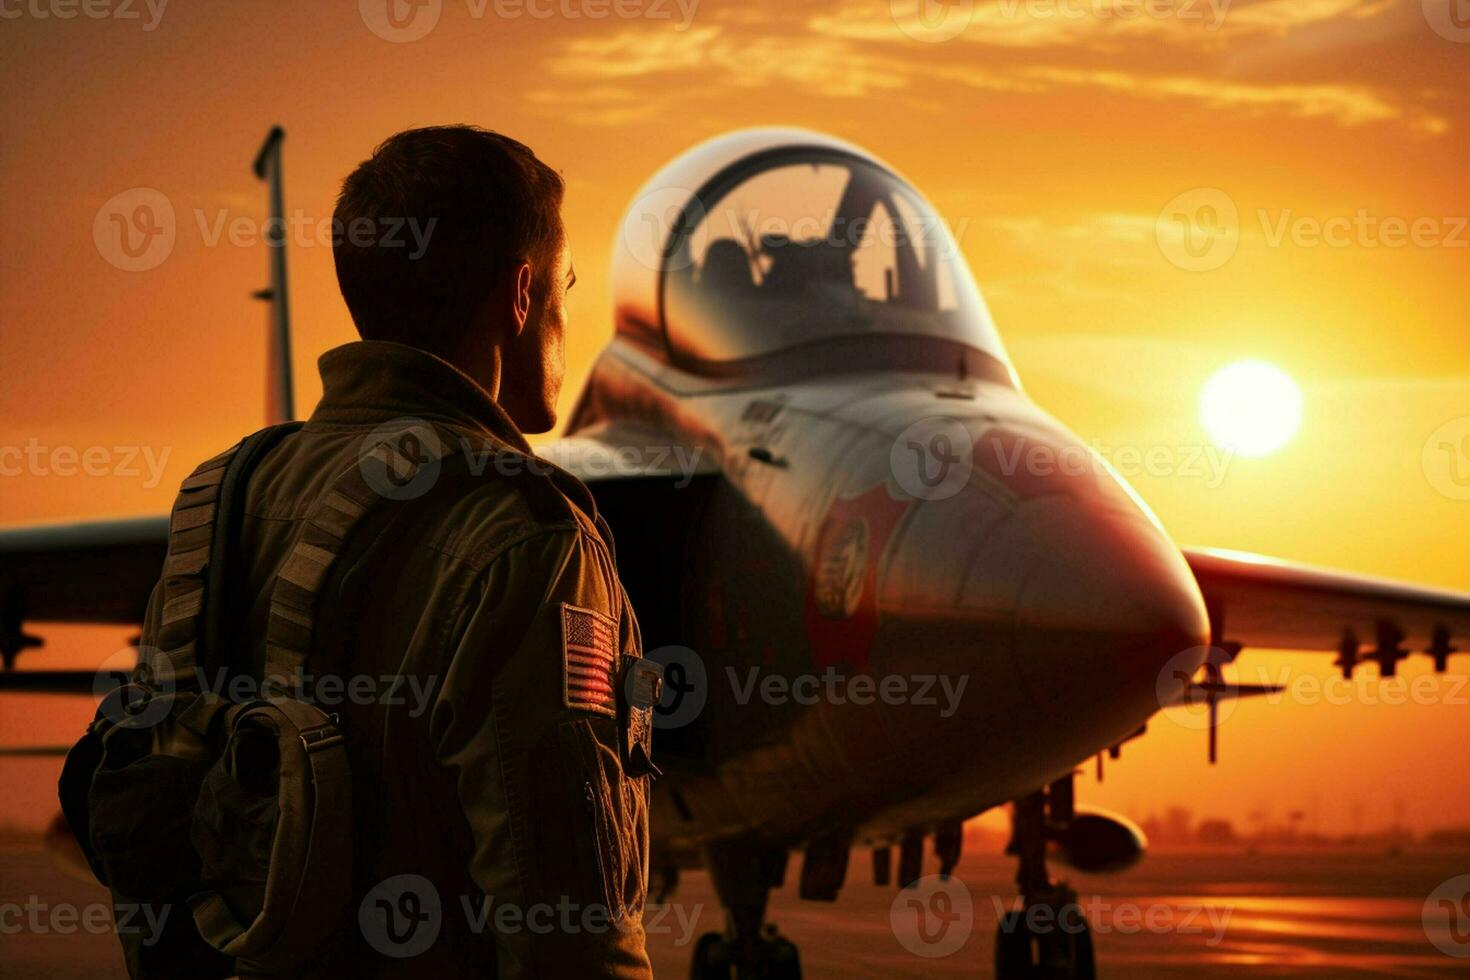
[298,717,344,754]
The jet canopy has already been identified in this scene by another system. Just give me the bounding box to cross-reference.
[612,129,1012,380]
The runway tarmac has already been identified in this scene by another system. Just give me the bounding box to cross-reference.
[3,839,1465,977]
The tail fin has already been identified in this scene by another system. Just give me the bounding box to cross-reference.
[252,126,295,424]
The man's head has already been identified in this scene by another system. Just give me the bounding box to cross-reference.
[332,126,571,433]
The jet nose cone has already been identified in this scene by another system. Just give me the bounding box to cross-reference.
[1007,501,1211,738]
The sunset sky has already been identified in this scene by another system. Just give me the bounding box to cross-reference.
[2,0,1468,835]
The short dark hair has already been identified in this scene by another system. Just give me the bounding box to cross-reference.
[332,125,564,355]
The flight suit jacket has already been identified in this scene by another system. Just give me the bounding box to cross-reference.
[147,340,654,978]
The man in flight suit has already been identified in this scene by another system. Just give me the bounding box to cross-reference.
[188,126,654,977]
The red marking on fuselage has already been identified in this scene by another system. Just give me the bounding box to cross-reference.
[803,481,913,672]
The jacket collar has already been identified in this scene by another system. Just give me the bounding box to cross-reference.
[310,340,533,455]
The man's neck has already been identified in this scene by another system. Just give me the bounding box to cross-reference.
[440,341,502,401]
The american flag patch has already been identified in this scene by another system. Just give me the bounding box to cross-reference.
[561,603,618,715]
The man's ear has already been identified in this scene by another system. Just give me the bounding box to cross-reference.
[511,261,533,337]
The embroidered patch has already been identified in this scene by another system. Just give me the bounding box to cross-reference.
[561,603,618,715]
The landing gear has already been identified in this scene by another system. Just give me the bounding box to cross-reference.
[996,780,1097,980]
[691,840,803,980]
[690,927,801,980]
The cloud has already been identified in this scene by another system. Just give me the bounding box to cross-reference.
[533,13,1447,134]
[814,0,1395,50]
[546,24,908,96]
[1020,66,1440,128]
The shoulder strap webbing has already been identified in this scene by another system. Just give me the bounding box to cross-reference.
[260,420,594,690]
[154,423,303,688]
[263,420,458,690]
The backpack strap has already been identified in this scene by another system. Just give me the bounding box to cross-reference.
[153,422,303,688]
[203,422,304,685]
[262,419,458,691]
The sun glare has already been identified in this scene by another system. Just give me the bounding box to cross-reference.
[1200,361,1304,458]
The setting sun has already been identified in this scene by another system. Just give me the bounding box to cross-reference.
[1200,361,1304,458]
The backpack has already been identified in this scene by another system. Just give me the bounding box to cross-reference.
[57,420,458,977]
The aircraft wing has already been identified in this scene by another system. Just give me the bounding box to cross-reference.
[0,516,167,626]
[0,423,712,672]
[1182,546,1470,673]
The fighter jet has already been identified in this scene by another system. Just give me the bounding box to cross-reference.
[3,127,1469,980]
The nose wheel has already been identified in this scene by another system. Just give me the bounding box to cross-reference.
[995,886,1096,980]
[997,781,1097,980]
[690,926,802,980]
[692,840,803,980]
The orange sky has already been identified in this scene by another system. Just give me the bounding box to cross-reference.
[2,0,1468,834]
